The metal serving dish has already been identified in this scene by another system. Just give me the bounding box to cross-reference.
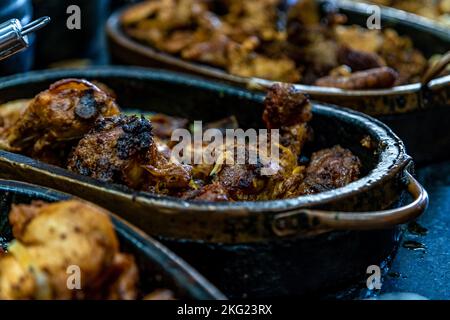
[106,0,450,164]
[0,67,428,298]
[0,179,225,300]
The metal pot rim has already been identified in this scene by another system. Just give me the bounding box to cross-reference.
[0,67,410,214]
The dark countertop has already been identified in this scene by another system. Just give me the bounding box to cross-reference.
[382,161,450,299]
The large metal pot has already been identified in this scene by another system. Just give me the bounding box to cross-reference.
[106,0,450,164]
[0,67,428,298]
[0,179,225,300]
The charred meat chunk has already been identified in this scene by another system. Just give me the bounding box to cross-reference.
[68,114,192,193]
[67,115,152,189]
[0,79,120,165]
[298,145,361,195]
[263,83,312,129]
[315,67,398,90]
[263,83,312,156]
[181,183,230,202]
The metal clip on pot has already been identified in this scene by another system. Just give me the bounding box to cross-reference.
[0,16,50,61]
[273,168,429,237]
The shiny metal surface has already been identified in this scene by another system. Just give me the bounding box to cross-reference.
[0,17,49,61]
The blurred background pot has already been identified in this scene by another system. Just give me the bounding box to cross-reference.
[0,0,34,75]
[107,0,450,164]
[32,0,110,68]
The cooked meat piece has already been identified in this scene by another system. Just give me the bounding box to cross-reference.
[143,140,192,194]
[315,67,399,89]
[378,29,428,84]
[205,84,314,201]
[263,83,312,155]
[182,34,232,68]
[149,113,189,141]
[0,99,30,129]
[68,115,192,193]
[0,79,120,165]
[287,0,321,28]
[227,46,301,82]
[67,115,152,190]
[223,0,284,42]
[334,25,384,54]
[267,165,306,199]
[181,182,230,202]
[213,162,265,201]
[102,253,139,300]
[297,145,361,195]
[263,83,312,129]
[122,0,430,87]
[0,200,138,300]
[337,46,385,71]
[122,0,210,31]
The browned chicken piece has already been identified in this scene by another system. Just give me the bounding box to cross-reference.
[334,25,427,84]
[182,33,233,68]
[378,29,428,85]
[181,182,230,202]
[122,0,431,86]
[143,140,192,195]
[227,44,301,82]
[337,46,385,72]
[0,79,120,165]
[315,67,399,90]
[262,83,312,155]
[213,162,266,201]
[67,115,152,189]
[0,99,30,129]
[122,0,214,54]
[287,0,321,28]
[334,25,384,54]
[122,0,209,31]
[258,83,312,199]
[68,115,191,194]
[287,0,343,82]
[205,84,313,201]
[297,145,361,195]
[102,253,140,300]
[149,113,189,141]
[0,200,138,300]
[251,84,359,200]
[223,0,284,42]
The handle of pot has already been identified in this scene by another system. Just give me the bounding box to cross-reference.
[272,171,428,237]
[421,50,450,87]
